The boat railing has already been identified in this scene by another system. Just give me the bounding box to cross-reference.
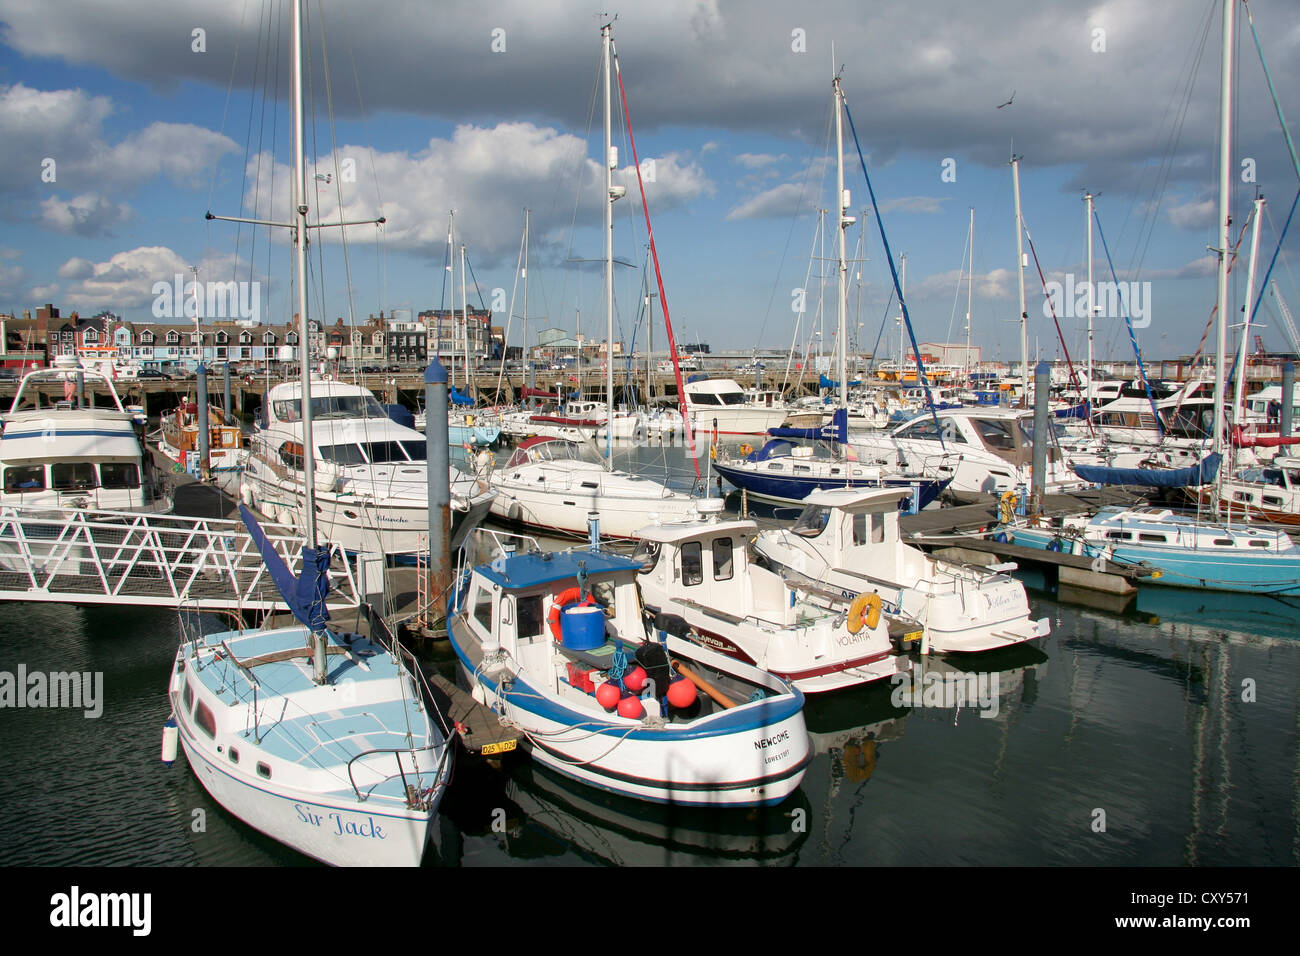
[346,739,450,811]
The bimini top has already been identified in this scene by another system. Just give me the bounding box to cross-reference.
[476,547,644,591]
[801,486,913,512]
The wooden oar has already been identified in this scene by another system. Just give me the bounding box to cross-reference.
[672,660,739,710]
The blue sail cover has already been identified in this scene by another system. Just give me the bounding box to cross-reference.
[767,408,848,444]
[448,388,475,406]
[1054,401,1090,419]
[1072,452,1221,488]
[238,504,331,630]
[819,374,862,389]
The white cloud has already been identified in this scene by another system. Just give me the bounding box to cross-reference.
[40,193,132,236]
[734,152,787,169]
[1166,199,1216,230]
[725,182,810,221]
[878,196,948,215]
[909,267,1013,302]
[237,123,712,264]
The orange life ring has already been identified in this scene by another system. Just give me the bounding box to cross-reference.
[547,587,596,641]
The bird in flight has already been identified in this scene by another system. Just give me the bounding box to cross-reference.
[997,91,1015,109]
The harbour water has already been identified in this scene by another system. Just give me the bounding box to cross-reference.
[0,499,1296,866]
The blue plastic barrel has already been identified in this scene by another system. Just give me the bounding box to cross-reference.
[561,604,605,651]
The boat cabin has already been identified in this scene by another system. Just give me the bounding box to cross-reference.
[635,507,798,628]
[788,487,912,572]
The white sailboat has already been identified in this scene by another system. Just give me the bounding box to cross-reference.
[164,0,453,866]
[487,22,700,537]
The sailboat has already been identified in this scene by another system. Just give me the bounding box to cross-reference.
[486,21,701,538]
[712,72,948,510]
[1003,0,1300,597]
[163,0,453,866]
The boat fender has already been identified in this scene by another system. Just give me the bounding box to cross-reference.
[847,592,882,634]
[994,531,1012,544]
[161,717,178,767]
[547,587,596,641]
[739,442,753,459]
[507,500,522,522]
[239,483,254,506]
[1047,537,1063,552]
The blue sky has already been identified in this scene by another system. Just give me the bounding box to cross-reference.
[3,0,1300,366]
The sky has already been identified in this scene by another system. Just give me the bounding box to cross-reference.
[2,0,1300,365]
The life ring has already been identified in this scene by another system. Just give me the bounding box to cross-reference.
[547,587,596,641]
[846,592,882,634]
[739,443,754,458]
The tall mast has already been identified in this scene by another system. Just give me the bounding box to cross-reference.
[603,20,616,469]
[460,242,468,388]
[1011,155,1028,400]
[1234,196,1265,435]
[833,73,852,410]
[1212,0,1235,456]
[1085,191,1095,399]
[898,253,907,373]
[965,208,974,385]
[522,208,529,373]
[291,0,315,551]
[446,211,455,387]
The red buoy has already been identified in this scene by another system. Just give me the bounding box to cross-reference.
[595,682,621,711]
[617,696,644,720]
[623,665,647,693]
[667,677,697,709]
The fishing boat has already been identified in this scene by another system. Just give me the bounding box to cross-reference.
[753,487,1050,653]
[164,0,453,867]
[635,499,912,693]
[446,520,811,806]
[0,357,170,514]
[239,377,495,557]
[159,399,243,472]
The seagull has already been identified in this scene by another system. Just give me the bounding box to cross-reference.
[997,90,1015,109]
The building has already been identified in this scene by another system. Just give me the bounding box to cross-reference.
[419,307,492,363]
[907,342,981,368]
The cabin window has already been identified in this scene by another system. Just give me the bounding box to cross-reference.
[99,463,140,489]
[633,540,660,574]
[1248,540,1270,548]
[257,762,272,779]
[194,701,217,739]
[229,747,239,764]
[1106,531,1132,541]
[792,505,829,537]
[182,680,194,712]
[4,465,45,492]
[1213,538,1233,546]
[898,418,942,441]
[793,465,811,474]
[516,595,544,638]
[361,441,410,464]
[1137,533,1166,543]
[51,462,96,490]
[398,440,426,462]
[974,419,1016,450]
[320,443,367,466]
[681,541,703,587]
[712,538,734,581]
[278,443,304,470]
[471,588,495,632]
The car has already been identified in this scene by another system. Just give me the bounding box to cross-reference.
[361,365,382,374]
[136,369,172,380]
[386,364,401,373]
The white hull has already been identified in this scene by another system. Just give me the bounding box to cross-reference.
[176,723,436,867]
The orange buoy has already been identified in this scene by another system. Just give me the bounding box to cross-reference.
[617,696,644,720]
[623,665,647,693]
[595,682,621,710]
[667,677,697,709]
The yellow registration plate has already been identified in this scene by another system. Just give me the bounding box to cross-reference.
[903,631,923,644]
[481,739,517,756]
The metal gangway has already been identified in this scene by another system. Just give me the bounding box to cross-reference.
[0,506,376,613]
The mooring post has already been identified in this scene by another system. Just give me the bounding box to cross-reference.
[425,359,452,626]
[1031,361,1049,516]
[197,362,211,480]
[223,362,232,423]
